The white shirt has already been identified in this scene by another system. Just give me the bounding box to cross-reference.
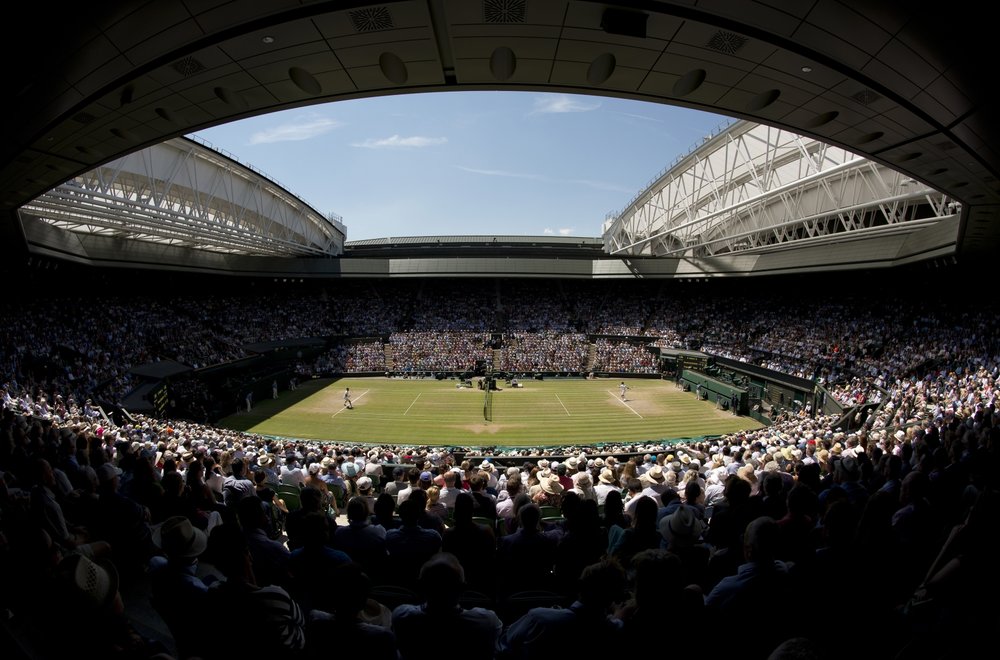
[280,465,306,488]
[594,482,619,505]
[438,486,460,509]
[624,493,650,518]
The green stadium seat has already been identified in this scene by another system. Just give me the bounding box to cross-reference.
[277,489,300,512]
[539,506,561,519]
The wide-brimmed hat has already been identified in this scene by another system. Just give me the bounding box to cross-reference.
[153,515,208,559]
[357,476,373,491]
[58,554,119,610]
[343,462,359,477]
[258,455,274,468]
[659,505,705,544]
[572,471,592,488]
[598,468,616,485]
[321,456,334,469]
[646,465,665,483]
[540,476,564,495]
[737,464,757,483]
[479,460,495,472]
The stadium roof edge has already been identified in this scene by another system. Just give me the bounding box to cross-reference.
[345,235,604,247]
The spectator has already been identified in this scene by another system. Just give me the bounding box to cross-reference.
[385,498,442,590]
[393,552,502,660]
[499,559,626,658]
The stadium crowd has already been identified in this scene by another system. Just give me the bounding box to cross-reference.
[308,340,387,375]
[499,332,589,373]
[9,285,999,413]
[2,314,998,658]
[592,338,658,374]
[1,282,999,658]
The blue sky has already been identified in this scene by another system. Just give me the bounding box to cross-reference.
[189,92,730,241]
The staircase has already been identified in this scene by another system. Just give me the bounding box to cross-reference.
[383,342,394,371]
[586,342,597,371]
[492,348,501,371]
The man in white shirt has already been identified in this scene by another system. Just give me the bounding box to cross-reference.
[622,479,646,518]
[279,456,306,488]
[438,469,461,509]
[594,469,619,505]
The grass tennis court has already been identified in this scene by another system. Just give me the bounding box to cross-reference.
[219,378,760,446]
[220,377,762,447]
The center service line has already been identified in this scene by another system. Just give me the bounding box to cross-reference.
[403,392,422,416]
[555,393,571,416]
[608,390,644,419]
[332,389,370,418]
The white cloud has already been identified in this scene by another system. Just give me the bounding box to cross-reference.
[608,110,664,123]
[352,135,448,149]
[543,228,555,235]
[248,116,342,144]
[558,228,573,236]
[456,166,544,181]
[530,94,600,115]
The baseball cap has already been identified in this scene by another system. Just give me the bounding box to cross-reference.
[96,463,123,483]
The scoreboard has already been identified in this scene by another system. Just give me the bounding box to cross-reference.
[150,382,169,416]
[660,349,711,373]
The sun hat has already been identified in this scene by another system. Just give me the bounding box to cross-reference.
[646,465,666,483]
[659,505,705,545]
[598,468,616,485]
[737,464,757,484]
[343,462,359,477]
[540,476,564,495]
[58,554,119,610]
[357,476,373,491]
[153,515,208,559]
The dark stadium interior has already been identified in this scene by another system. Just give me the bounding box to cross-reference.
[2,2,1000,660]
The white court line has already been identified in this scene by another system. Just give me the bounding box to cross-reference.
[555,393,571,416]
[331,389,370,418]
[608,390,644,419]
[403,393,422,416]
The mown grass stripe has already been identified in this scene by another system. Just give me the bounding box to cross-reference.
[219,377,761,447]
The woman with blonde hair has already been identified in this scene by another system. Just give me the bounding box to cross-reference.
[218,449,233,477]
[425,486,448,520]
